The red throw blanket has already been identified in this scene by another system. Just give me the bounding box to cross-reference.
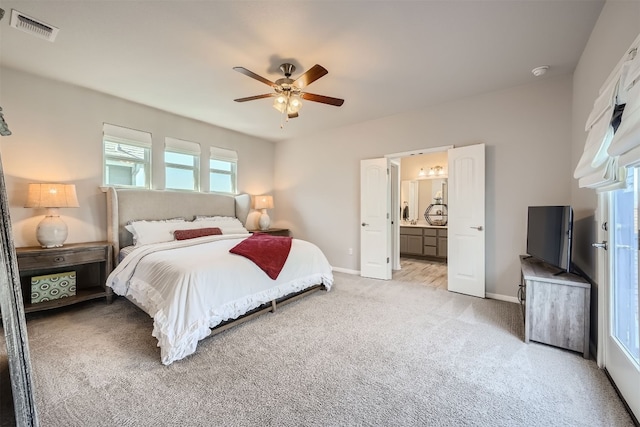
[229,233,293,279]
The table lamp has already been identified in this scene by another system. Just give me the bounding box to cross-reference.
[254,195,274,231]
[25,183,79,248]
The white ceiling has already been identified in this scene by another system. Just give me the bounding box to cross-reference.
[0,0,604,142]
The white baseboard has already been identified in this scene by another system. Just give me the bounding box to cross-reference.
[332,267,360,275]
[486,292,519,304]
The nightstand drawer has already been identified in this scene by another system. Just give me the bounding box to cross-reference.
[18,247,107,271]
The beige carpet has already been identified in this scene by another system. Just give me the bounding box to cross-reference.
[0,271,634,426]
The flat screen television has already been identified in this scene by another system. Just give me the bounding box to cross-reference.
[526,205,573,273]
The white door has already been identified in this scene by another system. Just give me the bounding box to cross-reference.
[606,168,640,419]
[360,158,391,280]
[447,144,485,297]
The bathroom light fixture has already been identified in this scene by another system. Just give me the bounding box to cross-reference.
[25,183,79,248]
[418,168,426,178]
[428,165,444,176]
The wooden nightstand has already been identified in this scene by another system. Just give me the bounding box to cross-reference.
[16,242,113,313]
[251,228,290,237]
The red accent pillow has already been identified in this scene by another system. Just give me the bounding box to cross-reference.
[174,227,222,240]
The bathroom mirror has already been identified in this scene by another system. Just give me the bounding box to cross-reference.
[401,178,447,223]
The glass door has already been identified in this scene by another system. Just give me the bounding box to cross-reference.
[608,167,640,419]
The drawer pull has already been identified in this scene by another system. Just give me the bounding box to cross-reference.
[53,256,65,263]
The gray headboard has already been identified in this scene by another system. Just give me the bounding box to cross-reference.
[106,187,251,263]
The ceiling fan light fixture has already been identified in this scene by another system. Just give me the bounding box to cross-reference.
[273,95,287,113]
[288,95,302,114]
[234,63,344,128]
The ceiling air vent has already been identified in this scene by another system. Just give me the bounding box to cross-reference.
[10,10,59,42]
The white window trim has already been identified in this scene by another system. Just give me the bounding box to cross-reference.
[209,146,238,194]
[164,137,201,191]
[102,123,152,189]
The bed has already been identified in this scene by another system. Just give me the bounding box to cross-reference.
[105,188,334,365]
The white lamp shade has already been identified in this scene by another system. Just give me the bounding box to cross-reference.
[254,195,274,210]
[25,183,79,208]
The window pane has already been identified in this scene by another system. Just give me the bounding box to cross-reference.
[210,172,232,193]
[107,164,134,186]
[105,141,147,161]
[166,167,195,190]
[210,159,232,172]
[104,142,149,188]
[611,168,640,363]
[166,151,195,166]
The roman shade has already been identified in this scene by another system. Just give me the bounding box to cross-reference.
[210,146,238,162]
[573,68,622,190]
[103,123,152,148]
[574,34,640,190]
[165,137,200,156]
[608,47,640,167]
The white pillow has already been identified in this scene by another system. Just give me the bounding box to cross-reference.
[125,218,186,246]
[192,216,249,235]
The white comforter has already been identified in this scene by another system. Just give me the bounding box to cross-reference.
[106,234,334,365]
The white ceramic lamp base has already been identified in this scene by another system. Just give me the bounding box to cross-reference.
[258,209,271,231]
[36,215,69,248]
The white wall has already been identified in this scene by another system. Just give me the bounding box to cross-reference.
[275,74,573,299]
[0,67,275,248]
[571,0,640,280]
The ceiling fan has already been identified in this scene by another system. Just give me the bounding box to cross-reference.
[233,63,344,126]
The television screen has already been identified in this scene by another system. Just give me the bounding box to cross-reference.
[526,206,573,272]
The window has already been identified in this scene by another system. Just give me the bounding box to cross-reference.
[165,137,200,191]
[610,169,640,364]
[209,146,237,194]
[103,124,151,188]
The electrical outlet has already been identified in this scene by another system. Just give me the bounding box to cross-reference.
[348,248,353,255]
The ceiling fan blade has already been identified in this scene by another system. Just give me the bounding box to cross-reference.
[301,92,345,107]
[294,64,328,88]
[234,94,276,102]
[233,67,276,87]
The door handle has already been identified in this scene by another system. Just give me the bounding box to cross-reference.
[470,226,483,231]
[592,241,608,250]
[361,223,369,227]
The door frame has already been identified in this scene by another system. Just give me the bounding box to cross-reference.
[599,179,640,421]
[385,145,454,265]
[390,160,401,270]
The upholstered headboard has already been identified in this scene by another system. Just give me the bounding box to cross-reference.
[106,187,251,262]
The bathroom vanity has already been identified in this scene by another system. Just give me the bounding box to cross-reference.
[399,224,448,259]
